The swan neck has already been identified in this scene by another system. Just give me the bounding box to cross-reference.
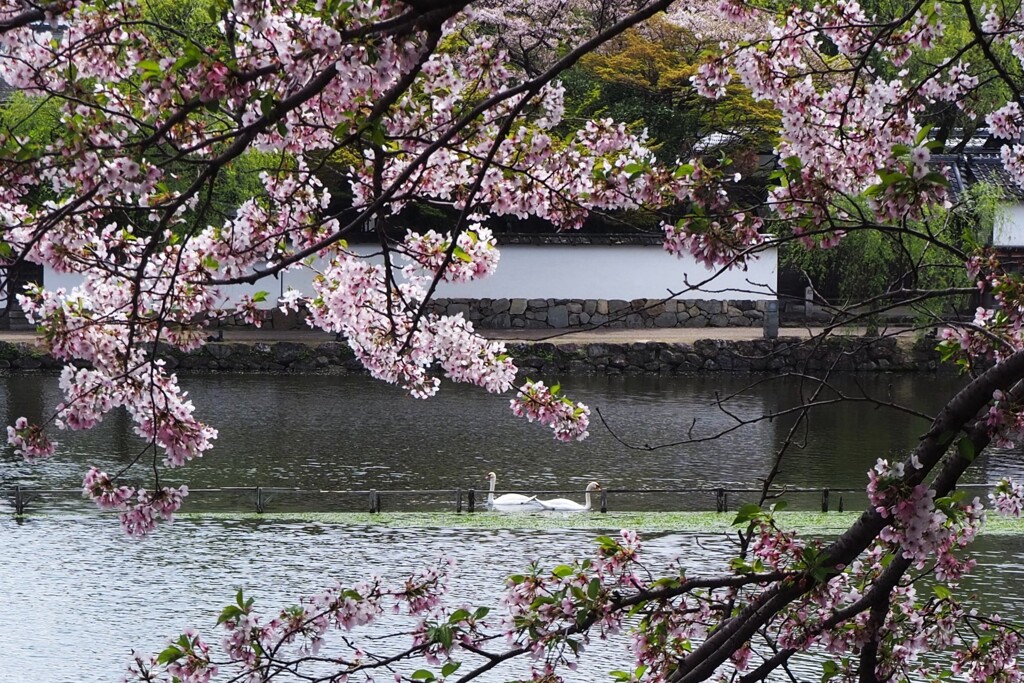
[486,477,495,505]
[584,491,591,510]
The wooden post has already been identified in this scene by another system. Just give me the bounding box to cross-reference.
[14,485,24,515]
[600,489,608,513]
[456,488,463,513]
[715,488,727,513]
[255,486,264,514]
[821,488,830,513]
[369,490,379,513]
[468,489,476,513]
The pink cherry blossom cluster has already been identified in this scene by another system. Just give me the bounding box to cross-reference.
[124,558,457,682]
[401,225,500,284]
[509,380,590,442]
[951,617,1024,683]
[6,415,56,461]
[501,530,649,670]
[82,466,190,536]
[989,477,1024,518]
[867,459,984,581]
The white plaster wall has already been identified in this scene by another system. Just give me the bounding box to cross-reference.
[38,244,778,307]
[992,203,1024,247]
[432,245,778,300]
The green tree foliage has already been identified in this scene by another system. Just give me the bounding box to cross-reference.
[782,183,1004,315]
[563,16,779,171]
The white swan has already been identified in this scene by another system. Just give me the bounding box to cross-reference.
[535,482,602,512]
[484,472,542,511]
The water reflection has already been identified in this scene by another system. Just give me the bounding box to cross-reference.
[2,372,1022,512]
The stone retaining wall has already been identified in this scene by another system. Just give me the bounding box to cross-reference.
[427,298,769,329]
[0,335,945,375]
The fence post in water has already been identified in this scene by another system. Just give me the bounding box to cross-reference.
[14,485,24,515]
[715,488,727,513]
[600,489,608,513]
[468,489,475,513]
[369,490,380,514]
[456,488,463,513]
[821,488,830,513]
[255,486,264,514]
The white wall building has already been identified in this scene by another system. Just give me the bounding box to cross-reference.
[40,243,777,307]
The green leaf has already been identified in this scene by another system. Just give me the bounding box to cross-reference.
[915,124,933,146]
[411,669,435,681]
[156,645,184,665]
[731,503,763,526]
[821,659,839,682]
[673,163,695,179]
[957,437,976,462]
[452,246,472,263]
[448,608,470,624]
[252,291,268,303]
[441,662,461,677]
[933,584,952,600]
[473,606,490,620]
[623,162,645,175]
[217,604,243,625]
[552,564,574,579]
[781,155,803,170]
[587,577,601,600]
[921,171,950,187]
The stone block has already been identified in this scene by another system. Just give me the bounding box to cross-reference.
[447,302,471,318]
[492,298,510,314]
[206,343,232,360]
[654,311,677,327]
[548,305,569,328]
[271,309,299,330]
[274,342,305,364]
[710,314,729,326]
[527,298,547,309]
[609,299,629,314]
[596,300,609,315]
[584,300,597,315]
[510,298,528,315]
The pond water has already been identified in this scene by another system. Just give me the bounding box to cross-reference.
[3,371,1024,681]
[4,515,1024,683]
[2,372,1022,513]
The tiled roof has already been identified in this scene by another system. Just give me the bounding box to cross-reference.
[964,155,1024,200]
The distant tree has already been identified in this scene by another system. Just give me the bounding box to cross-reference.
[567,14,779,171]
